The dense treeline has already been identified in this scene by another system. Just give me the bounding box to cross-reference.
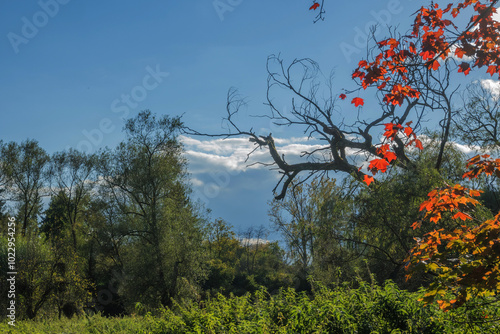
[0,111,293,320]
[1,109,500,326]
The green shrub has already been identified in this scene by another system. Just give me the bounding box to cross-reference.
[1,281,498,333]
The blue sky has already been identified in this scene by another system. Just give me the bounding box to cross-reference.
[1,1,492,238]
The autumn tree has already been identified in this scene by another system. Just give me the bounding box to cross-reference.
[350,0,500,312]
[189,0,500,313]
[306,0,500,314]
[190,0,500,199]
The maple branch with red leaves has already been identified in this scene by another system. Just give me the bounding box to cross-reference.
[308,0,326,23]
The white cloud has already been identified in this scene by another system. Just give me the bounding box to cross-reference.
[493,10,500,24]
[190,177,204,187]
[480,79,500,98]
[452,142,482,155]
[180,135,329,176]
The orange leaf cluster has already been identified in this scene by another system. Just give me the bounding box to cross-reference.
[363,122,423,185]
[407,214,500,310]
[352,0,500,109]
[416,184,480,226]
[463,154,500,179]
[407,154,500,311]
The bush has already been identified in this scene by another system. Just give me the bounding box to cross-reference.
[1,281,498,333]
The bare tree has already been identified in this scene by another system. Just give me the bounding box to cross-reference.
[186,47,460,199]
[269,182,314,275]
[454,81,500,149]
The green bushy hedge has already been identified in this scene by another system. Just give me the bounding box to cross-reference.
[1,281,498,333]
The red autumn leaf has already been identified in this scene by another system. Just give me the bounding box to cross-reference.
[411,221,422,230]
[453,212,471,221]
[364,175,374,186]
[383,123,403,140]
[409,42,417,54]
[469,189,482,197]
[351,97,364,107]
[384,151,398,163]
[376,144,390,155]
[404,126,414,137]
[487,65,497,76]
[429,214,441,224]
[368,158,389,173]
[339,93,347,100]
[458,62,471,75]
[415,139,424,150]
[309,2,320,10]
[429,60,440,71]
[454,48,466,59]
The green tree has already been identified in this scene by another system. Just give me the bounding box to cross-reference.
[269,178,362,286]
[203,219,241,294]
[0,234,90,320]
[47,149,98,251]
[269,183,315,289]
[0,140,7,224]
[98,110,206,308]
[1,140,49,237]
[237,226,291,294]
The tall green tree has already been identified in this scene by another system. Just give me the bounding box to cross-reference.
[269,178,361,286]
[1,140,49,237]
[98,110,206,307]
[47,149,97,251]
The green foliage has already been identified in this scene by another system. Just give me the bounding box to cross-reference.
[2,281,498,333]
[0,235,91,320]
[94,110,207,310]
[203,220,292,297]
[268,165,449,288]
[0,139,49,237]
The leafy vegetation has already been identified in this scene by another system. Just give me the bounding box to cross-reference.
[2,281,499,333]
[2,0,500,331]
